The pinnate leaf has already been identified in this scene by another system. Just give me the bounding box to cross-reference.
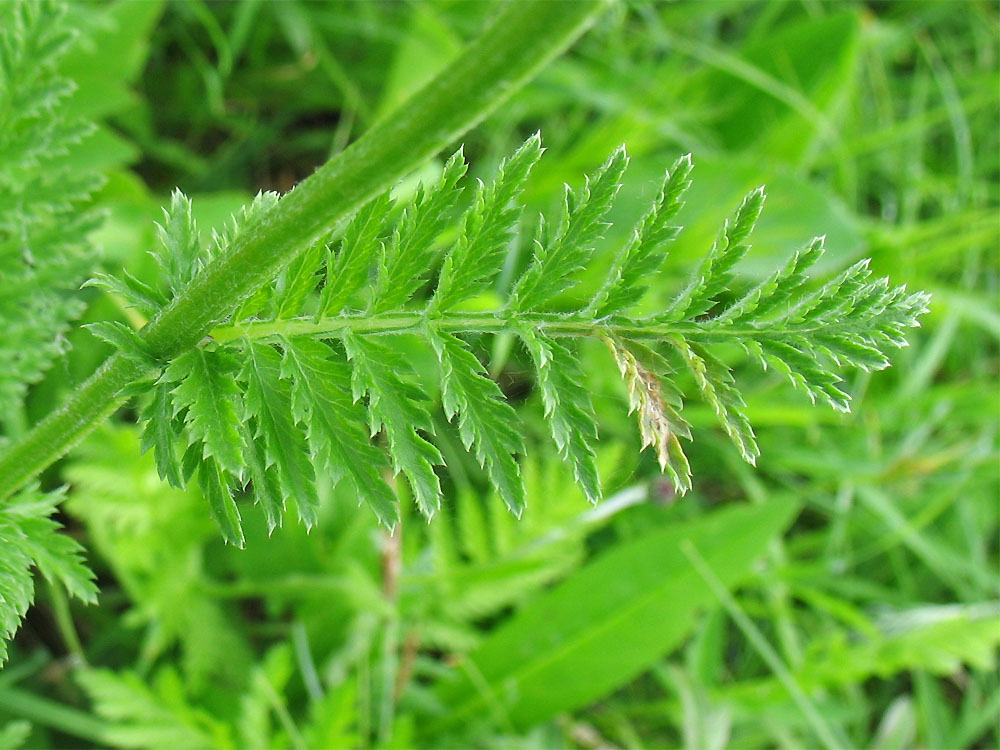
[197,457,244,548]
[432,133,543,313]
[518,327,601,504]
[591,152,692,317]
[0,487,97,662]
[280,338,399,528]
[343,331,444,518]
[510,145,628,311]
[240,342,318,528]
[165,349,246,479]
[371,150,467,313]
[139,381,184,489]
[427,325,526,517]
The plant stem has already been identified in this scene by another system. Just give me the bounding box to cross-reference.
[208,311,827,344]
[0,0,613,501]
[0,685,111,745]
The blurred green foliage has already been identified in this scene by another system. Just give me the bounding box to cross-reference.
[1,1,997,748]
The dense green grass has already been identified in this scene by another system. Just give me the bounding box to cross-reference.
[1,1,997,748]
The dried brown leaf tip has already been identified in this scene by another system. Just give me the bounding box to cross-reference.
[603,337,692,494]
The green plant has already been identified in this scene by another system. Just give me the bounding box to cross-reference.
[0,0,930,664]
[102,137,927,549]
[2,1,997,748]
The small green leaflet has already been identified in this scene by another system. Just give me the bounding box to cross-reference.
[518,326,600,504]
[670,336,758,465]
[714,234,825,325]
[240,419,285,534]
[84,320,158,366]
[371,150,467,313]
[153,190,201,295]
[241,342,319,529]
[427,325,526,517]
[0,486,97,662]
[165,349,246,479]
[431,133,544,313]
[343,331,444,518]
[318,193,392,317]
[83,270,167,318]
[661,185,766,322]
[273,238,325,320]
[280,338,399,529]
[510,145,628,311]
[140,381,184,489]
[197,456,244,548]
[590,153,692,317]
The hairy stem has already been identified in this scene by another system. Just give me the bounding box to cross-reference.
[209,312,827,344]
[0,0,613,500]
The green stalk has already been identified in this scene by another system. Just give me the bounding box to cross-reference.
[0,0,613,500]
[208,312,828,344]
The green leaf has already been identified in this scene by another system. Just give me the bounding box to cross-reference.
[510,145,628,311]
[210,191,280,259]
[591,152,693,317]
[342,331,443,518]
[280,338,399,528]
[0,0,103,423]
[0,487,97,663]
[670,335,759,465]
[76,668,227,750]
[371,150,468,313]
[84,321,158,366]
[800,604,1000,687]
[426,325,526,516]
[715,235,825,324]
[139,382,184,489]
[240,342,318,528]
[318,193,392,317]
[197,457,244,548]
[153,190,201,295]
[240,421,285,535]
[430,498,798,731]
[431,133,544,313]
[518,326,600,504]
[662,185,766,322]
[83,270,167,318]
[273,237,325,320]
[749,337,852,413]
[165,350,245,480]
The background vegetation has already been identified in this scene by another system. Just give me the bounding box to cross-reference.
[1,1,997,748]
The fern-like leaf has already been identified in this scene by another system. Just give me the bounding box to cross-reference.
[427,325,526,517]
[662,185,766,322]
[343,331,444,518]
[197,456,244,549]
[431,133,543,313]
[509,145,629,311]
[590,153,693,317]
[139,382,184,489]
[240,342,318,529]
[92,134,928,536]
[165,350,246,480]
[280,338,399,528]
[318,193,392,318]
[518,326,601,504]
[371,151,467,313]
[0,486,97,663]
[0,0,102,427]
[153,191,201,295]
